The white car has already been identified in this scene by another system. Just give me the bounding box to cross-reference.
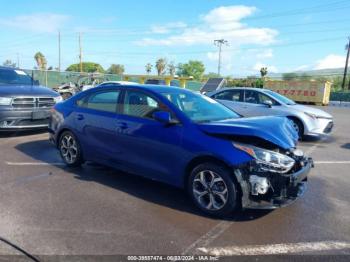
[207,87,333,139]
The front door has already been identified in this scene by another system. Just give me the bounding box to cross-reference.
[114,89,184,184]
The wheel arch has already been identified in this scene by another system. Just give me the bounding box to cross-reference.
[56,128,76,148]
[287,115,305,135]
[183,155,233,189]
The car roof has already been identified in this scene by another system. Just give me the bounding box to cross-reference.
[93,83,190,93]
[218,87,268,92]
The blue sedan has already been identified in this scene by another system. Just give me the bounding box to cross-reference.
[49,84,313,217]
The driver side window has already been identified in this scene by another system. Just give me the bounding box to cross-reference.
[123,90,169,120]
[257,93,278,105]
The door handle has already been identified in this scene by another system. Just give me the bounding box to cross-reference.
[116,122,128,129]
[76,114,84,120]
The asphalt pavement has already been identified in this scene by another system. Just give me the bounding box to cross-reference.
[0,106,349,261]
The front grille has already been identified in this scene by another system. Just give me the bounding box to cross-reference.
[12,97,55,109]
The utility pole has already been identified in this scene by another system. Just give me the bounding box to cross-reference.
[214,39,228,76]
[58,30,61,72]
[79,32,83,73]
[341,37,350,90]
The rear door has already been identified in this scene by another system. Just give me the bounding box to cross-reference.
[211,89,247,114]
[73,89,123,161]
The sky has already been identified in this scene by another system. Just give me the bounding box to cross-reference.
[0,0,349,76]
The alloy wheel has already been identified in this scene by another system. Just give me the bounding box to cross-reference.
[60,134,78,164]
[192,170,228,211]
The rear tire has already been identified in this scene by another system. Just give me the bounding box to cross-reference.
[59,131,84,167]
[188,162,239,217]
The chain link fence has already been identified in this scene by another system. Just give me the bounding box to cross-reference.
[22,69,203,92]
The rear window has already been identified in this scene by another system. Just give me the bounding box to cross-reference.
[77,90,120,113]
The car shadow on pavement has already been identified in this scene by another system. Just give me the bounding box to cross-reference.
[302,135,336,144]
[0,129,47,138]
[341,143,350,149]
[15,138,272,222]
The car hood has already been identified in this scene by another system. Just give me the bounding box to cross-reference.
[0,85,59,97]
[290,104,332,118]
[198,116,298,150]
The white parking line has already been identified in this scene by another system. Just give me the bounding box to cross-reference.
[314,161,350,164]
[181,221,233,255]
[197,241,350,256]
[5,161,65,166]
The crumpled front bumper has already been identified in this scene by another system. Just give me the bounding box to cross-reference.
[234,157,314,209]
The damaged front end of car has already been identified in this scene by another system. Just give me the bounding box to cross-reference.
[232,143,314,209]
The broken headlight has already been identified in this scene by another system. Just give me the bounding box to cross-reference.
[233,143,295,173]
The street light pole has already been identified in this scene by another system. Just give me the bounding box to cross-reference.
[79,32,83,73]
[58,30,61,72]
[214,39,228,76]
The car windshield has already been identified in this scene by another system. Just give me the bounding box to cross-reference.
[264,90,296,105]
[160,90,240,122]
[0,69,33,86]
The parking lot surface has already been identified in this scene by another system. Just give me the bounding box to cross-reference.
[0,106,349,259]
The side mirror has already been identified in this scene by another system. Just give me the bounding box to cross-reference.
[153,111,178,125]
[263,100,273,108]
[33,80,40,85]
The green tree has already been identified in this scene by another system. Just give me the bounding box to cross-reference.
[299,73,311,80]
[282,72,298,81]
[145,63,153,74]
[260,67,268,78]
[177,60,205,80]
[34,52,47,70]
[2,60,16,68]
[107,64,125,75]
[155,58,167,75]
[66,62,105,73]
[167,61,176,76]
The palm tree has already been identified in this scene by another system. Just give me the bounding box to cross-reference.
[167,62,176,76]
[155,58,167,76]
[260,67,268,78]
[145,63,153,74]
[34,52,47,70]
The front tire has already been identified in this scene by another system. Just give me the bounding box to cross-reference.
[289,118,304,139]
[59,131,84,167]
[188,163,239,217]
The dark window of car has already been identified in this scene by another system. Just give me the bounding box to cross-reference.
[244,90,278,105]
[77,90,120,113]
[244,90,259,104]
[0,69,34,86]
[257,92,278,105]
[212,90,242,102]
[123,90,168,119]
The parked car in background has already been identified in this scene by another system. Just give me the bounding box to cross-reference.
[208,87,333,139]
[0,66,62,131]
[49,84,313,217]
